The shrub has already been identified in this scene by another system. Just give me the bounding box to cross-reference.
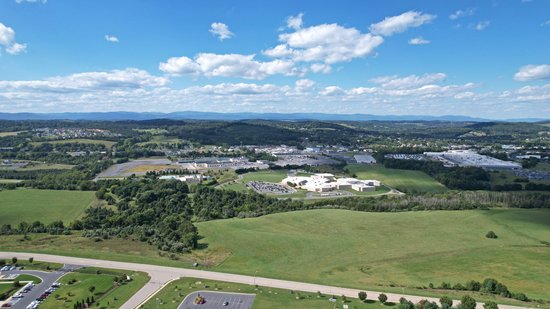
[486,231,498,239]
[379,293,388,304]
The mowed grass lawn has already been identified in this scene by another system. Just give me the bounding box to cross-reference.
[40,267,149,309]
[197,209,550,300]
[346,164,447,193]
[0,189,97,225]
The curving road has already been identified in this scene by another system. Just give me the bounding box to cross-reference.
[0,252,529,309]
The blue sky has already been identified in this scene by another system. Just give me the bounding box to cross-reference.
[0,0,549,118]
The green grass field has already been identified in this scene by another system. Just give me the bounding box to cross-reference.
[30,138,116,148]
[0,131,25,137]
[39,267,149,309]
[1,209,549,304]
[345,164,447,193]
[197,209,550,301]
[0,189,97,225]
[0,179,22,184]
[142,277,389,309]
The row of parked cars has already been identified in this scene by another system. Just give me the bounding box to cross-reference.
[0,265,17,271]
[25,282,60,309]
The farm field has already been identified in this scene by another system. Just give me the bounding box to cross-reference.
[0,179,22,184]
[345,164,448,193]
[197,209,550,301]
[0,189,97,225]
[141,277,387,309]
[39,267,149,309]
[30,138,116,148]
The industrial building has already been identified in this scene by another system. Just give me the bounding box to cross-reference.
[282,173,381,193]
[424,150,522,170]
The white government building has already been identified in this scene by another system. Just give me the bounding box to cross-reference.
[282,173,381,193]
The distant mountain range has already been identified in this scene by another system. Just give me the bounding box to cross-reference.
[0,111,546,122]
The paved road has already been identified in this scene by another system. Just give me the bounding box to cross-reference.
[0,252,529,309]
[0,268,67,309]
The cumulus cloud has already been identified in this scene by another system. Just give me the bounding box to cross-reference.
[449,9,475,20]
[209,22,234,41]
[159,53,297,79]
[1,70,549,118]
[369,11,436,37]
[0,22,27,55]
[514,64,550,81]
[408,37,430,45]
[104,35,119,43]
[370,73,447,89]
[286,13,304,30]
[310,63,332,74]
[0,68,169,92]
[473,21,490,31]
[265,23,383,64]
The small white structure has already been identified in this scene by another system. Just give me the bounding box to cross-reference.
[283,173,380,193]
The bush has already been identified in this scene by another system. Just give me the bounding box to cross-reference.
[484,301,499,309]
[486,231,498,239]
[440,296,453,308]
[378,293,388,304]
[459,295,476,309]
[358,291,367,301]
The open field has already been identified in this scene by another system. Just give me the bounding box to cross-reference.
[137,135,182,145]
[197,209,550,301]
[533,163,550,172]
[1,209,549,304]
[0,189,97,225]
[142,277,388,309]
[0,179,22,184]
[30,138,117,148]
[40,267,149,309]
[0,131,25,137]
[345,164,448,193]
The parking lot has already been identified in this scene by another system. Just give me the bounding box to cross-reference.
[246,181,296,195]
[178,291,255,309]
[0,264,81,309]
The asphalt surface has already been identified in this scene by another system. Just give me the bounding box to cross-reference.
[178,291,255,309]
[0,252,531,309]
[0,268,68,309]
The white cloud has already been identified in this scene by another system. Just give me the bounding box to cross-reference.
[159,53,298,79]
[294,79,315,92]
[473,21,490,31]
[104,35,119,43]
[320,86,345,96]
[209,22,234,41]
[15,0,47,3]
[370,73,447,89]
[0,68,169,92]
[449,9,475,20]
[265,23,383,64]
[310,63,332,74]
[0,22,27,55]
[514,64,550,81]
[542,19,550,26]
[1,70,549,118]
[286,13,304,30]
[369,11,436,37]
[408,37,430,45]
